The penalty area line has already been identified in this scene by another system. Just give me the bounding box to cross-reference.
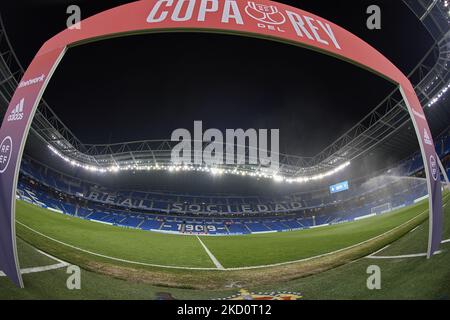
[0,262,69,277]
[16,208,428,272]
[368,244,391,257]
[409,226,420,233]
[0,246,70,277]
[366,250,443,260]
[35,248,68,265]
[196,236,225,270]
[365,236,450,260]
[16,198,445,272]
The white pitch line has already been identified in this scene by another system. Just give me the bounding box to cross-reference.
[0,262,69,277]
[368,245,391,257]
[196,236,225,270]
[366,250,443,260]
[17,221,217,271]
[14,204,435,272]
[35,248,68,265]
[226,209,431,271]
[365,195,450,260]
[0,246,70,277]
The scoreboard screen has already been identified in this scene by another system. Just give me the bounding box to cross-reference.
[330,181,349,194]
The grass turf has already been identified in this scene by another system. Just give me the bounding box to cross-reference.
[16,201,215,269]
[0,192,446,298]
[16,199,429,269]
[200,200,429,267]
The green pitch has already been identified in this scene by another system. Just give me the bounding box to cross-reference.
[0,192,447,299]
[200,201,428,268]
[15,198,428,269]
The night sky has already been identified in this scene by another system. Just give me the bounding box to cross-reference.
[0,0,432,158]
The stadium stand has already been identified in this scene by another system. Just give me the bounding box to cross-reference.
[16,130,450,236]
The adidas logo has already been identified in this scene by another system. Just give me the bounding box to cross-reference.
[7,98,25,122]
[423,128,432,146]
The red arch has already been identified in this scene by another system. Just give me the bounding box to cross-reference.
[0,0,442,287]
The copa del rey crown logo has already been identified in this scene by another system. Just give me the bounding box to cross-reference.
[245,2,286,25]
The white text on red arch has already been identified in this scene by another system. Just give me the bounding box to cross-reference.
[146,0,341,50]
